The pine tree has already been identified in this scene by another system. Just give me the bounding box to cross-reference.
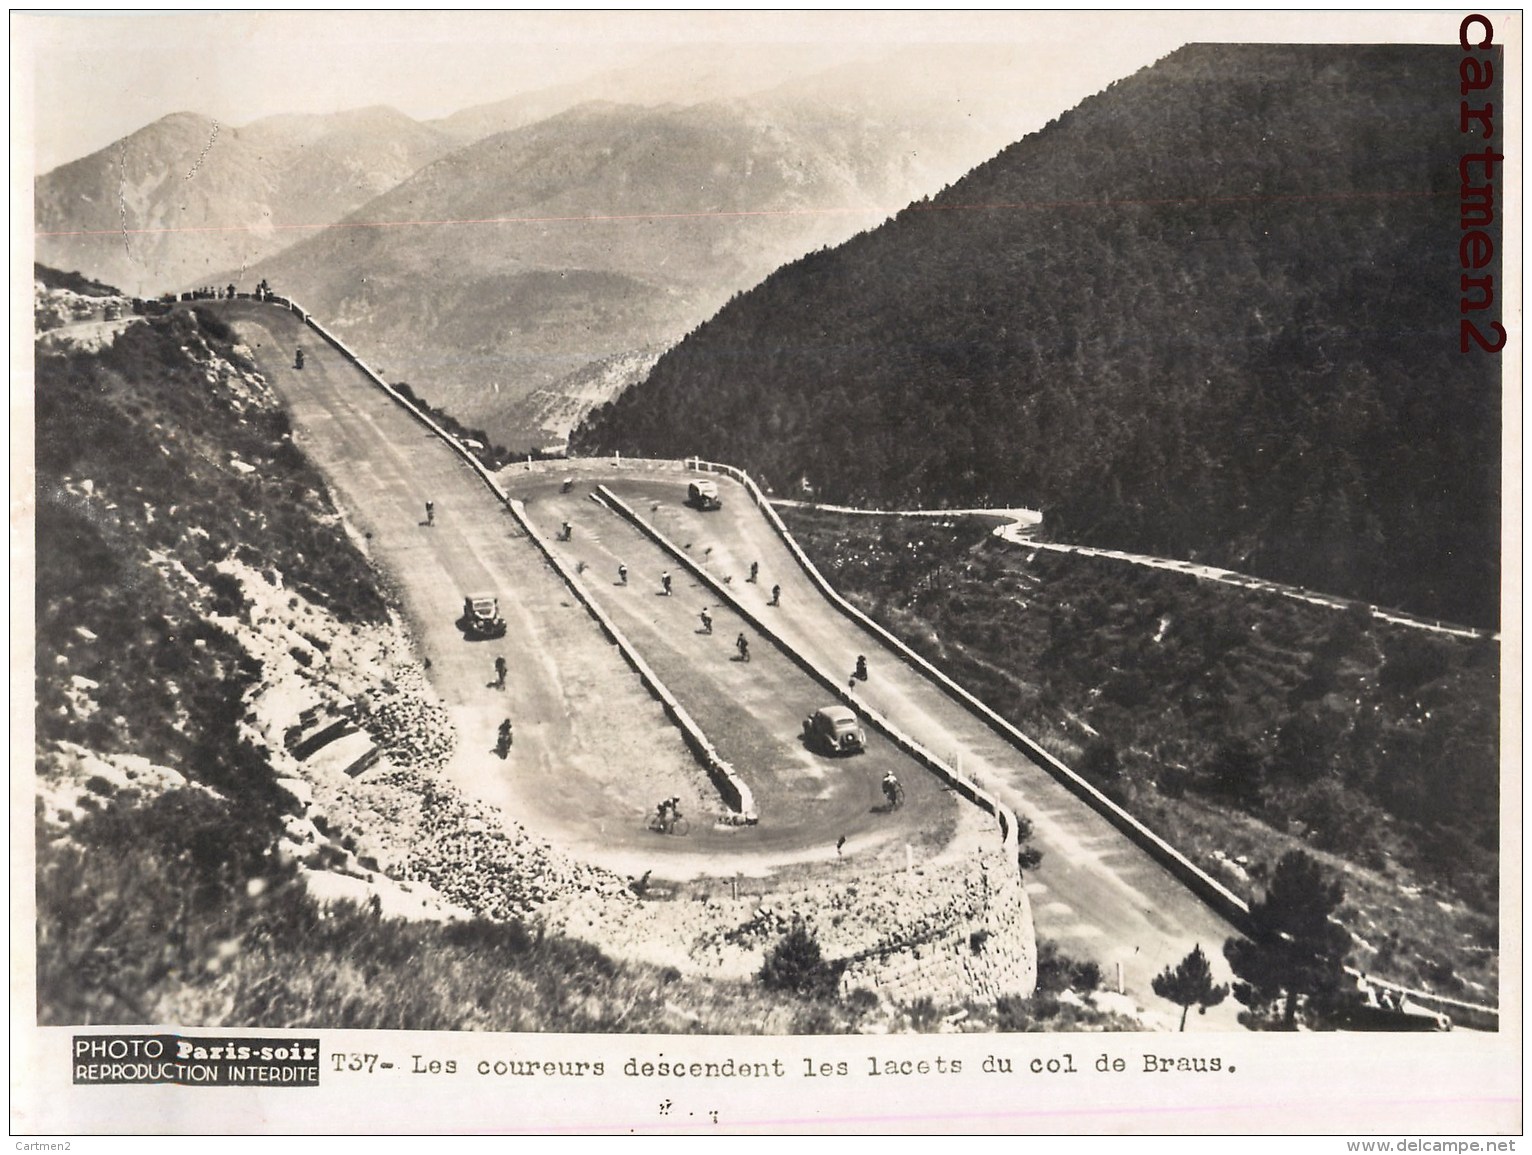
[1224,850,1353,1030]
[1151,943,1229,1031]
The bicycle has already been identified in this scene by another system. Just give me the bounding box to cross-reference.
[882,778,905,811]
[648,813,691,836]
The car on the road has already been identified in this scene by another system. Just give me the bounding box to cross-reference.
[687,479,722,510]
[803,705,866,755]
[458,593,507,640]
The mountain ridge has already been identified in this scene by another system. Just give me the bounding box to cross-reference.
[34,107,456,296]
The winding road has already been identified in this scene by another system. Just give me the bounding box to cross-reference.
[219,300,1245,1025]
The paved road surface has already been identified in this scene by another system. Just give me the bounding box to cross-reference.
[513,474,971,860]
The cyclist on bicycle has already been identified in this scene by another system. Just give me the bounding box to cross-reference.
[882,770,902,808]
[618,563,628,585]
[654,796,683,833]
[700,607,713,634]
[736,633,750,662]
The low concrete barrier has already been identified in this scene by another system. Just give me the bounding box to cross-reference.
[682,458,1252,930]
[262,302,756,822]
[596,484,1020,857]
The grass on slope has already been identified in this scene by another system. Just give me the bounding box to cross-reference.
[778,507,1500,1005]
[35,306,387,812]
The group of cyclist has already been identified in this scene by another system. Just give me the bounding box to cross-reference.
[652,795,686,835]
[518,519,895,825]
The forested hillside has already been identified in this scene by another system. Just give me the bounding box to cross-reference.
[575,45,1501,627]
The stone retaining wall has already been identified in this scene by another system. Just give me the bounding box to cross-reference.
[543,847,1037,1004]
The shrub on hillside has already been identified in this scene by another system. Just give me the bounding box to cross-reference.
[759,921,845,999]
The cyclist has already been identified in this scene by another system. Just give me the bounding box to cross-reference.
[654,796,683,833]
[493,656,507,690]
[662,571,673,596]
[425,500,435,526]
[854,654,868,682]
[618,563,628,585]
[497,718,513,756]
[770,584,781,607]
[736,633,750,662]
[882,770,902,809]
[700,607,713,634]
[294,347,305,370]
[748,561,759,584]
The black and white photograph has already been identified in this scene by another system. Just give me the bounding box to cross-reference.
[12,9,1519,1138]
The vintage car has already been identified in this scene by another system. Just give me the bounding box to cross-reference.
[459,593,508,640]
[686,478,722,510]
[802,705,866,755]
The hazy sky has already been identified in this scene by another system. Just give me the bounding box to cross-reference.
[17,10,1468,174]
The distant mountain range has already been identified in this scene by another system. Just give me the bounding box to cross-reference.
[35,43,1106,447]
[229,96,958,440]
[35,107,454,297]
[574,44,1502,628]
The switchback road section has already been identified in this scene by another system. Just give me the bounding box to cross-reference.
[521,464,1244,1026]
